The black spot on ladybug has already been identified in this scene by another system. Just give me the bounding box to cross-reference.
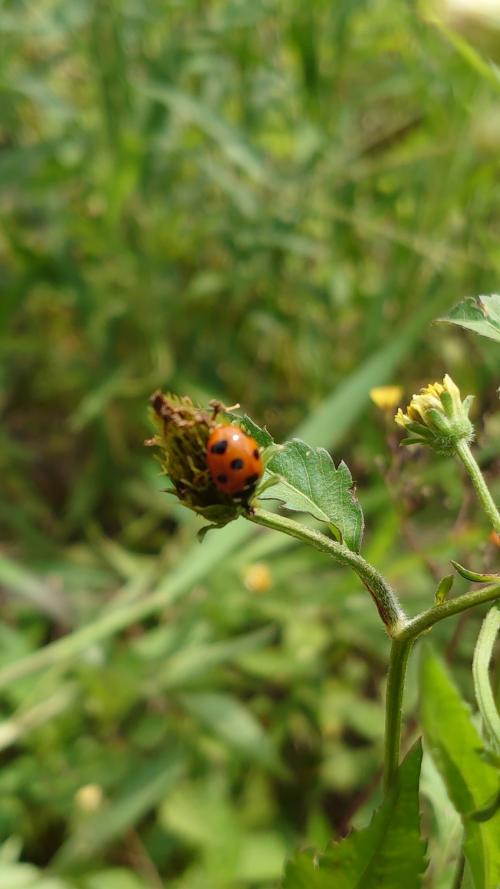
[253,449,259,460]
[230,458,244,470]
[211,440,228,455]
[245,473,259,486]
[217,473,228,484]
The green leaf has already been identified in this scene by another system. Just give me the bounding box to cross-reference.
[0,862,71,889]
[83,872,153,889]
[180,691,283,773]
[225,412,274,449]
[283,743,425,889]
[436,295,500,344]
[473,606,500,754]
[264,439,364,552]
[451,560,500,583]
[434,575,454,605]
[419,646,500,889]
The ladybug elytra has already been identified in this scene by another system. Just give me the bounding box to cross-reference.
[206,425,263,495]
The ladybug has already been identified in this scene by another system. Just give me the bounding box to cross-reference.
[206,425,263,495]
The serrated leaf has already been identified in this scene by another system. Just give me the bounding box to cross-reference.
[264,439,364,552]
[473,606,500,754]
[419,646,500,889]
[283,743,425,889]
[436,295,500,344]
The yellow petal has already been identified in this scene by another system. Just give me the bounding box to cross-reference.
[370,385,404,411]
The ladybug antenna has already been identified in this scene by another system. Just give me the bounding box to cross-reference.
[209,400,240,420]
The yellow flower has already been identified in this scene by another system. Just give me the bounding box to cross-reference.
[395,375,474,454]
[370,385,404,412]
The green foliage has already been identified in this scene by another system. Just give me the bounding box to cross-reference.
[437,295,500,344]
[434,575,454,605]
[283,744,425,889]
[419,646,500,889]
[1,0,500,886]
[451,560,500,583]
[472,607,500,754]
[265,440,364,552]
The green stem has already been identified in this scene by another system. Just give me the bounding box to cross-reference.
[251,510,500,795]
[249,508,407,634]
[384,638,413,792]
[395,582,500,642]
[472,605,500,752]
[382,583,500,789]
[450,853,465,889]
[455,439,500,534]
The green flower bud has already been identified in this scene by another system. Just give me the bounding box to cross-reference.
[146,391,240,528]
[395,374,474,455]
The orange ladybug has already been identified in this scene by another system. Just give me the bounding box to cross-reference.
[206,425,263,495]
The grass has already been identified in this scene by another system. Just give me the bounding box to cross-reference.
[0,1,499,886]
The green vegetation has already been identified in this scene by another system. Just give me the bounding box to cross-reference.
[1,2,499,887]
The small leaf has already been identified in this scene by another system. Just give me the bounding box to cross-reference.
[473,606,500,753]
[451,560,500,583]
[436,295,500,344]
[180,691,283,773]
[434,575,454,605]
[420,646,500,889]
[225,411,274,448]
[471,788,500,823]
[283,743,425,889]
[264,439,364,552]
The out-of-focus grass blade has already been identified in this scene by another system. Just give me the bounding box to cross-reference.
[54,753,185,868]
[0,555,72,623]
[0,684,77,752]
[145,84,270,185]
[159,626,275,689]
[180,691,283,774]
[296,301,443,446]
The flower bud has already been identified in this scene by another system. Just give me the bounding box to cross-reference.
[395,374,474,454]
[146,392,240,527]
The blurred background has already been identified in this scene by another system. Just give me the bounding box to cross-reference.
[1,1,499,887]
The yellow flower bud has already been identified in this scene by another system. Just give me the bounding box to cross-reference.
[395,375,474,454]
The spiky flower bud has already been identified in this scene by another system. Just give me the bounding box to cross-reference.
[395,374,474,455]
[146,392,241,528]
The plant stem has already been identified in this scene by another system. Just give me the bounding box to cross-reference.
[450,852,465,889]
[395,582,500,642]
[384,638,413,792]
[455,439,500,534]
[382,583,500,788]
[251,510,500,795]
[472,605,500,752]
[249,508,407,634]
